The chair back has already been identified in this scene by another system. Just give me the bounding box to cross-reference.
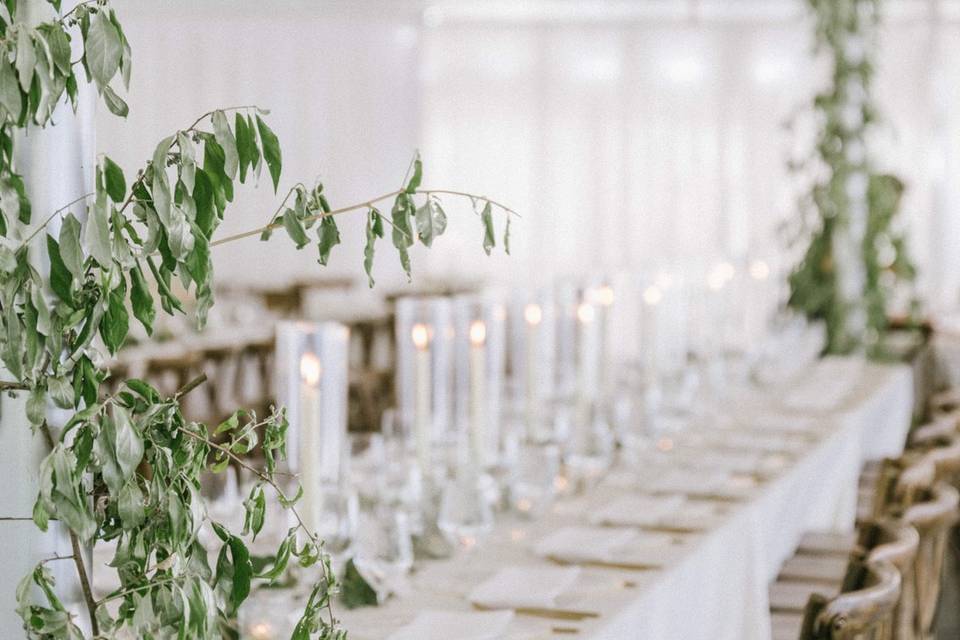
[799,558,901,640]
[856,520,920,640]
[899,482,960,638]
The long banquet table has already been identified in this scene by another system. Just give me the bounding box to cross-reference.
[316,356,913,639]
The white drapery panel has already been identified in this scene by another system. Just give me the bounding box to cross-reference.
[419,1,960,303]
[97,1,960,302]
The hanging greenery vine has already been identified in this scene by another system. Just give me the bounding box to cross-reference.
[787,0,916,355]
[0,1,513,638]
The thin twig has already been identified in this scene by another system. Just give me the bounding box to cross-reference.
[186,105,260,131]
[209,187,517,249]
[18,191,95,249]
[209,189,402,247]
[96,576,178,606]
[39,553,75,566]
[422,189,520,217]
[39,422,99,637]
[174,373,207,400]
[0,380,29,392]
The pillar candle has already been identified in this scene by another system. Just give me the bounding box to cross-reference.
[524,303,542,433]
[412,323,432,472]
[469,320,487,465]
[298,352,321,532]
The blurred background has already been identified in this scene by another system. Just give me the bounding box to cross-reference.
[99,0,960,304]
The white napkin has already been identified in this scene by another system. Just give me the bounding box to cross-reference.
[646,469,729,495]
[468,566,580,611]
[534,526,639,563]
[386,610,514,640]
[589,495,685,527]
[671,501,721,528]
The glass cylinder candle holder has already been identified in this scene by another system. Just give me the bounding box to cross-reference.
[274,321,350,533]
[554,281,581,399]
[583,278,616,401]
[451,293,506,468]
[395,296,455,474]
[508,288,557,442]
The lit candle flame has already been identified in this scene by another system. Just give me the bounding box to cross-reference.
[707,262,735,291]
[591,285,615,307]
[411,323,430,350]
[249,622,274,640]
[469,320,487,346]
[299,352,321,386]
[576,303,595,324]
[524,303,542,326]
[749,259,770,280]
[642,285,663,306]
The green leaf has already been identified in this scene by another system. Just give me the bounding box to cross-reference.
[391,194,414,281]
[84,197,113,267]
[47,375,74,409]
[415,198,446,247]
[256,534,292,581]
[16,29,36,92]
[101,84,128,117]
[341,558,378,609]
[151,136,174,223]
[233,112,260,182]
[58,213,84,280]
[316,216,340,266]
[117,478,144,529]
[192,169,214,237]
[480,200,495,255]
[504,213,511,255]
[44,24,71,75]
[363,208,382,288]
[216,536,252,614]
[100,282,129,354]
[211,110,238,180]
[32,498,49,532]
[83,11,121,89]
[130,262,155,335]
[0,58,22,120]
[26,386,45,425]
[102,156,126,203]
[255,114,281,192]
[405,152,422,194]
[45,234,74,305]
[0,245,14,272]
[281,208,309,249]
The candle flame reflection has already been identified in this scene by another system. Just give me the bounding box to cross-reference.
[299,352,321,386]
[576,303,595,324]
[411,323,430,350]
[524,304,542,326]
[469,320,487,346]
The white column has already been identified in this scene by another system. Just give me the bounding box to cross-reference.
[1,0,96,634]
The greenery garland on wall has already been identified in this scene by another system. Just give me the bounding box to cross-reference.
[787,0,916,355]
[0,1,512,638]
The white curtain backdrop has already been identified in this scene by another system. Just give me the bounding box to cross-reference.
[97,0,960,305]
[418,0,960,306]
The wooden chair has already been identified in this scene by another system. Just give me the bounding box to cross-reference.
[895,483,959,639]
[771,522,917,639]
[775,558,901,640]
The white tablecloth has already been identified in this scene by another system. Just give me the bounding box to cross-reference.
[332,357,914,640]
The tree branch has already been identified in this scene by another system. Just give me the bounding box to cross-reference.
[208,187,518,249]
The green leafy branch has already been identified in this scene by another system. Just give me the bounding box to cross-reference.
[787,0,915,355]
[2,3,516,638]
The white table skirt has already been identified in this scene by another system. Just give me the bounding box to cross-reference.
[335,357,913,640]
